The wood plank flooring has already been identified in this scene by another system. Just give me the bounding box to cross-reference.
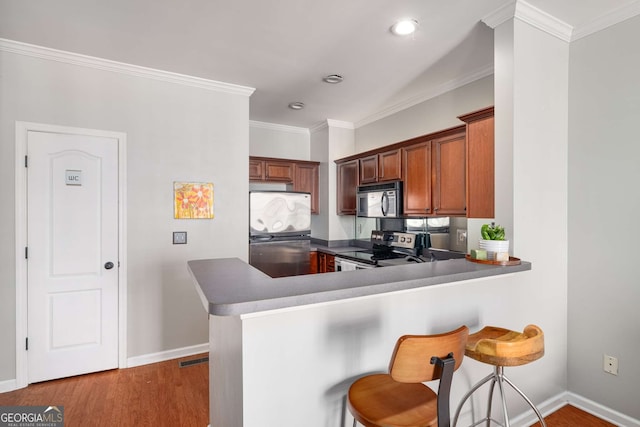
[0,355,617,426]
[0,354,208,427]
[530,404,617,427]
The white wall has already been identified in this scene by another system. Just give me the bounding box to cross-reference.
[567,15,640,420]
[249,121,310,160]
[355,76,494,152]
[0,46,251,382]
[310,126,330,239]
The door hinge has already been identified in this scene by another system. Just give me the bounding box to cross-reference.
[25,155,28,168]
[25,247,28,259]
[25,337,28,351]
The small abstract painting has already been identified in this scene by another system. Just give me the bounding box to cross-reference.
[174,182,214,219]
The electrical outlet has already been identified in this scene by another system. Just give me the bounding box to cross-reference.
[603,354,618,375]
[457,229,467,244]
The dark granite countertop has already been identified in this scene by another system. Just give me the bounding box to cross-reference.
[188,257,531,316]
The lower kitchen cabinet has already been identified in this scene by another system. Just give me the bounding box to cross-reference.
[318,252,335,273]
[309,251,319,274]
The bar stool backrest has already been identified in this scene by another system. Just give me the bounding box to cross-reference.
[389,325,469,383]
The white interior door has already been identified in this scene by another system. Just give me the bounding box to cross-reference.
[27,130,119,383]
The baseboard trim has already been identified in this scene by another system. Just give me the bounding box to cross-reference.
[506,391,640,427]
[126,343,209,368]
[0,379,19,394]
[567,391,640,427]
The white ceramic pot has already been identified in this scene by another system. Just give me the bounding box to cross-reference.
[479,239,509,259]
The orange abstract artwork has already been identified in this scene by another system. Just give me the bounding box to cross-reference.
[174,182,214,219]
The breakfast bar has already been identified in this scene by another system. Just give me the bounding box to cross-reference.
[188,258,531,427]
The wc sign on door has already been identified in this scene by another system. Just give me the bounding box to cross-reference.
[65,170,82,186]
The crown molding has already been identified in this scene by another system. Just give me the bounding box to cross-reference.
[309,121,328,134]
[482,0,517,29]
[483,1,572,42]
[326,119,355,130]
[515,1,573,42]
[249,120,309,135]
[0,38,255,97]
[309,119,355,134]
[355,64,494,129]
[572,0,640,41]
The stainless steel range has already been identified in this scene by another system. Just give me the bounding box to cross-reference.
[334,230,427,271]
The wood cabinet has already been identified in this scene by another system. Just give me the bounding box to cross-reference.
[402,141,432,215]
[293,162,319,214]
[309,251,318,274]
[264,160,294,182]
[334,106,493,218]
[359,149,402,184]
[458,107,495,218]
[402,128,466,216]
[378,149,402,182]
[336,160,358,215]
[249,158,264,181]
[249,156,320,214]
[318,252,335,273]
[359,155,378,184]
[431,132,467,216]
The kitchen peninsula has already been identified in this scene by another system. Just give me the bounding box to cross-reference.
[188,257,530,427]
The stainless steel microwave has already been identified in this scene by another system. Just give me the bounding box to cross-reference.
[356,181,403,218]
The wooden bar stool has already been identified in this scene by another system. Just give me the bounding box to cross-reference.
[452,325,546,427]
[348,325,469,427]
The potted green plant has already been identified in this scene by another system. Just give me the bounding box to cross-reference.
[479,222,509,259]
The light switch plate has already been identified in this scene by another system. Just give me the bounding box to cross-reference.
[173,231,187,244]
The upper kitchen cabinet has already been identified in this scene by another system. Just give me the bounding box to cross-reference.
[402,139,432,215]
[358,155,378,184]
[458,107,495,218]
[334,106,494,218]
[293,162,319,214]
[401,127,466,217]
[359,149,402,184]
[264,159,294,182]
[249,158,264,181]
[249,156,320,214]
[431,131,467,216]
[336,159,358,215]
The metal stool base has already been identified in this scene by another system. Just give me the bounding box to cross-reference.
[453,366,547,427]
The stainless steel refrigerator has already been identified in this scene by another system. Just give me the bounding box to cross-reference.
[249,191,311,278]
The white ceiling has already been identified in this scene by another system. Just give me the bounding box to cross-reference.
[0,0,638,129]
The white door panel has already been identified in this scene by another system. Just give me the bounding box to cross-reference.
[27,130,119,383]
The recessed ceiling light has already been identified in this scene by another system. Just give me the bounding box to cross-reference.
[323,74,344,84]
[390,19,419,36]
[288,102,305,110]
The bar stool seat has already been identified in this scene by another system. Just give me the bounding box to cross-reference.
[453,325,546,427]
[348,326,469,427]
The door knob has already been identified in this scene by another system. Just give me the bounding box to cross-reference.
[104,262,114,270]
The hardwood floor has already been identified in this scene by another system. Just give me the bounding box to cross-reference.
[0,354,208,427]
[0,356,616,427]
[530,404,617,427]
